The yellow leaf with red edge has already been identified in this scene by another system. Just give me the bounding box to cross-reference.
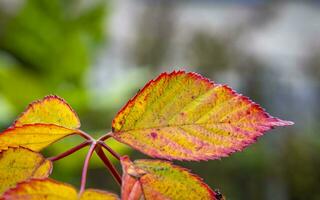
[13,95,80,128]
[120,156,217,200]
[0,147,52,194]
[1,179,77,200]
[0,124,78,152]
[0,96,82,151]
[1,179,119,200]
[112,71,293,161]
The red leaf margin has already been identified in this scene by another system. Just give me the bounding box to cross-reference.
[120,156,219,200]
[112,70,293,161]
[12,95,81,128]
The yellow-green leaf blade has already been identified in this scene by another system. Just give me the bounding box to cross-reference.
[80,189,119,200]
[120,156,217,200]
[1,179,77,200]
[112,71,293,161]
[0,147,52,194]
[13,95,80,129]
[1,179,119,200]
[0,124,78,151]
[33,159,52,178]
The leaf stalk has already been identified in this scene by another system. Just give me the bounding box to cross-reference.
[98,141,121,160]
[48,141,91,162]
[95,145,122,185]
[79,141,97,195]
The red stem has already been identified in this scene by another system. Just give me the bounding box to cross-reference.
[48,141,91,162]
[98,141,121,160]
[98,132,113,141]
[95,146,122,185]
[78,130,94,140]
[79,142,97,195]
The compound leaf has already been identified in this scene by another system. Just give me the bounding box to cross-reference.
[0,147,52,194]
[112,71,293,160]
[120,156,217,200]
[0,96,82,151]
[1,179,119,200]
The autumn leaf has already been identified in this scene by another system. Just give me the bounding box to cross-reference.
[0,96,82,151]
[112,71,293,160]
[120,156,217,200]
[0,147,52,194]
[0,124,79,152]
[1,179,119,200]
[81,189,119,200]
[13,95,80,128]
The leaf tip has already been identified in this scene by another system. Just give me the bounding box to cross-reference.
[12,95,81,129]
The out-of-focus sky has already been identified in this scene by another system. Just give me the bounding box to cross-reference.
[0,1,319,199]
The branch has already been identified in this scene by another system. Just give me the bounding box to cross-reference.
[78,130,94,140]
[79,142,97,195]
[98,141,121,160]
[98,131,113,141]
[95,146,122,185]
[48,141,91,162]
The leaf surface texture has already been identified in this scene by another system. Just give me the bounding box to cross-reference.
[113,71,293,160]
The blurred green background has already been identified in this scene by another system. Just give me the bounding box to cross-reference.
[0,0,318,199]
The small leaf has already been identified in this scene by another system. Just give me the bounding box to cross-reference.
[0,96,82,151]
[112,71,293,161]
[1,179,119,200]
[0,147,52,194]
[13,95,80,128]
[80,189,119,200]
[2,179,77,200]
[120,156,217,200]
[0,124,78,152]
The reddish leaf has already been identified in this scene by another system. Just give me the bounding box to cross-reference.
[120,156,217,200]
[112,71,293,160]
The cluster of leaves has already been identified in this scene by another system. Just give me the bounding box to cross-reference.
[0,71,292,199]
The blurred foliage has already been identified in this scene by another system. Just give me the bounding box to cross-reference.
[0,0,107,123]
[0,0,120,191]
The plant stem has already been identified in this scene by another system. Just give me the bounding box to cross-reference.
[78,130,94,140]
[48,141,91,162]
[98,131,113,141]
[98,141,121,160]
[95,145,122,185]
[79,142,97,195]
